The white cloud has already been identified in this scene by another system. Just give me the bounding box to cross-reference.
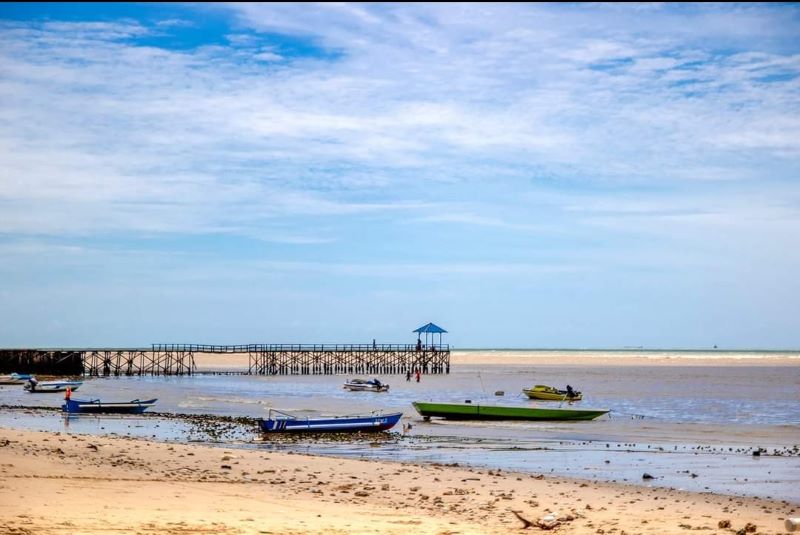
[0,4,798,243]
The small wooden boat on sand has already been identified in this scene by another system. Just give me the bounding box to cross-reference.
[412,401,607,421]
[259,410,402,433]
[0,373,32,385]
[523,384,583,401]
[343,378,389,392]
[24,378,83,393]
[62,398,157,414]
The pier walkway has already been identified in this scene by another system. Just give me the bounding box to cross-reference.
[0,343,451,376]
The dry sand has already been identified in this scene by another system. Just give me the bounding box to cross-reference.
[1,427,795,534]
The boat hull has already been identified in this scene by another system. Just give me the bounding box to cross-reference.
[343,379,389,392]
[343,384,390,392]
[25,381,83,393]
[412,402,607,421]
[259,412,402,433]
[62,398,157,414]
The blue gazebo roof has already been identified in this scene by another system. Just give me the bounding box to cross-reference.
[413,322,447,334]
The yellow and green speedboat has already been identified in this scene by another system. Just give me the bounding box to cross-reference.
[412,401,607,421]
[522,385,582,401]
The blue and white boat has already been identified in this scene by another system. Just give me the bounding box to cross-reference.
[62,398,157,414]
[0,373,32,385]
[258,410,402,433]
[24,378,83,393]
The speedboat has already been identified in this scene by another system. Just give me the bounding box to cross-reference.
[522,384,582,401]
[343,378,389,392]
[0,373,32,385]
[24,378,83,393]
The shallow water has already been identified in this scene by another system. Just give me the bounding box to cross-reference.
[5,361,797,425]
[1,356,798,502]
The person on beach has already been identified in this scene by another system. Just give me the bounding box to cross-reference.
[415,369,421,383]
[406,370,411,381]
[64,387,71,401]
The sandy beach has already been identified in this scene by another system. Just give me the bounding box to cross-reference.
[191,350,800,372]
[1,350,797,533]
[1,427,796,535]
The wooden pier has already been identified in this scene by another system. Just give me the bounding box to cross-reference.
[247,344,450,375]
[0,349,83,375]
[0,344,450,376]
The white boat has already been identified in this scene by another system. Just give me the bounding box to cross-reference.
[24,378,83,393]
[0,373,32,385]
[343,378,389,392]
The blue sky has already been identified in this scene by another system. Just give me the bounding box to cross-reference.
[0,3,798,348]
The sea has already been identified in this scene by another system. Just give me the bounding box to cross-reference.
[1,349,798,502]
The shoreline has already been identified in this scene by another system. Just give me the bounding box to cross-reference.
[188,350,800,371]
[1,426,796,534]
[2,405,798,504]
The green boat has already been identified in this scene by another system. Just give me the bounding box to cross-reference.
[412,401,608,421]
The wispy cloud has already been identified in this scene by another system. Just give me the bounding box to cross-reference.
[2,4,799,236]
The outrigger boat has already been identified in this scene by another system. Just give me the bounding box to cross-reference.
[412,401,608,421]
[343,378,389,392]
[62,398,157,414]
[0,373,32,385]
[24,378,83,393]
[258,409,402,433]
[523,385,582,401]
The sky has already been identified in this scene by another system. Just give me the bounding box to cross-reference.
[0,3,798,349]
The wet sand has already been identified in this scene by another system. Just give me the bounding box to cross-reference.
[1,427,796,534]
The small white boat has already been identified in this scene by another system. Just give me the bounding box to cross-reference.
[24,378,83,393]
[343,378,389,392]
[0,373,32,385]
